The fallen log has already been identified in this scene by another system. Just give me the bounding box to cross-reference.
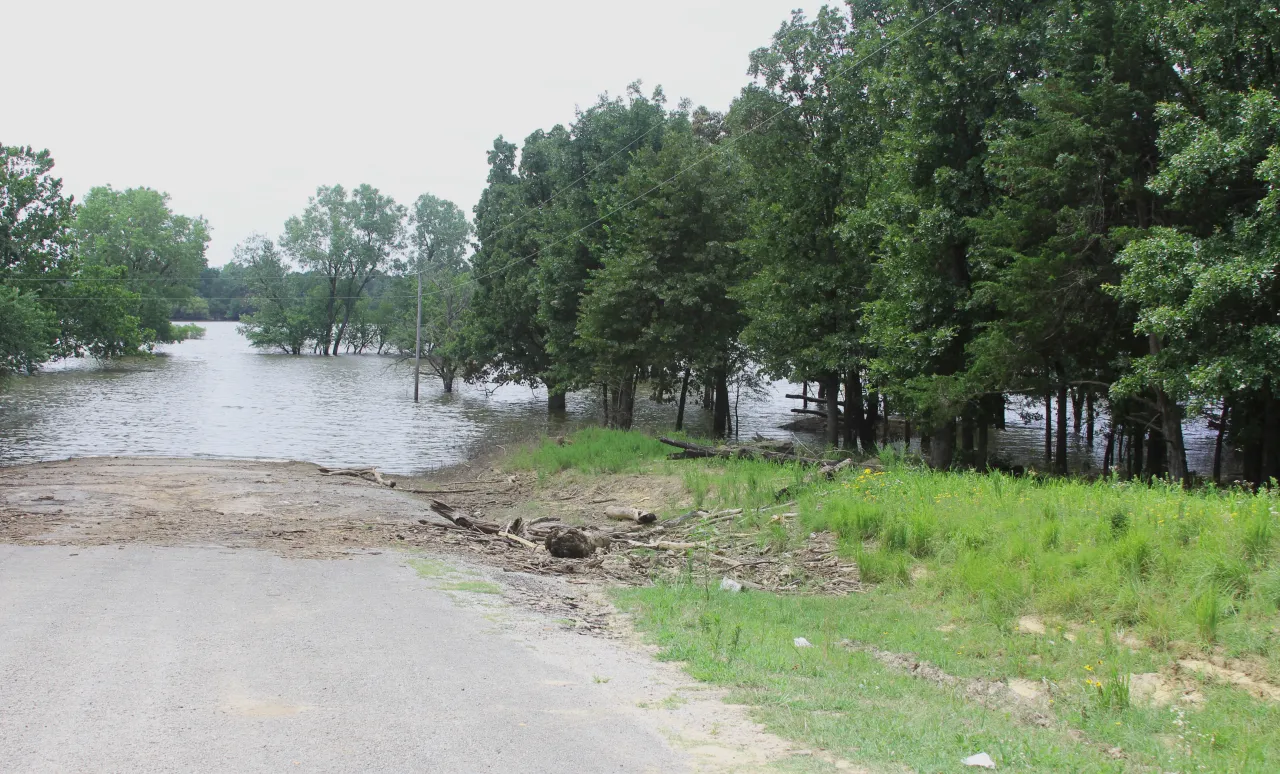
[789,408,836,419]
[658,437,827,466]
[604,506,657,524]
[500,531,539,550]
[428,499,502,534]
[317,466,396,487]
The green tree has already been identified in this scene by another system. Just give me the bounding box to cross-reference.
[235,235,321,355]
[1,145,147,374]
[74,186,210,343]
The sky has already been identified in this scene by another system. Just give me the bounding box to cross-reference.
[5,0,808,266]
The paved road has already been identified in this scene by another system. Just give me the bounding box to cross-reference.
[0,545,693,773]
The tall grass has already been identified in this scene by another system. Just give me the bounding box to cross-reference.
[788,466,1280,651]
[508,427,670,475]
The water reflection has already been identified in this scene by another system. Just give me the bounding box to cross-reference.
[0,322,1227,475]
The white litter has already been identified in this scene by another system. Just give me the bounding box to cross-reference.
[719,578,743,593]
[962,752,996,768]
[793,637,813,648]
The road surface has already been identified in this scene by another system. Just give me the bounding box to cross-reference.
[0,544,769,773]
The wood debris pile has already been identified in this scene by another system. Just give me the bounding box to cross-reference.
[409,491,866,595]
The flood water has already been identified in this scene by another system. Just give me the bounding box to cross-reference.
[0,322,1227,475]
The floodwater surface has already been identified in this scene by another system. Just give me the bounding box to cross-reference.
[0,322,1225,475]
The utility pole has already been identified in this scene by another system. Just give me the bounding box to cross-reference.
[413,264,423,402]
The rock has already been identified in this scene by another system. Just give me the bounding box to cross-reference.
[719,578,743,593]
[545,527,593,559]
[793,637,813,648]
[962,752,996,768]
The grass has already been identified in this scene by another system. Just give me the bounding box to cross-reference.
[508,427,671,476]
[505,429,1280,772]
[439,579,502,594]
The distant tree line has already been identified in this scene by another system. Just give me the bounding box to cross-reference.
[460,0,1280,487]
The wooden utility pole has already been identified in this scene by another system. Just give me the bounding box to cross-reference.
[413,267,423,402]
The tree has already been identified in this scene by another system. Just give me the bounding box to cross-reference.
[1,145,146,374]
[577,115,747,432]
[407,194,472,392]
[281,185,405,355]
[74,186,210,343]
[731,7,884,448]
[235,235,321,355]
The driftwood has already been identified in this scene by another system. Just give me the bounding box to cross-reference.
[317,466,396,487]
[429,499,502,534]
[659,437,828,466]
[604,506,657,524]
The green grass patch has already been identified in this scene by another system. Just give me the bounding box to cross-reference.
[407,557,454,578]
[439,580,502,594]
[618,579,1280,772]
[507,427,671,475]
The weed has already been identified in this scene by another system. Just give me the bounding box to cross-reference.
[1243,508,1274,562]
[1108,510,1130,538]
[1195,590,1221,644]
[882,519,910,552]
[1202,555,1251,598]
[1141,600,1176,650]
[908,512,936,558]
[683,468,711,509]
[1086,662,1130,711]
[1258,567,1280,610]
[1113,533,1154,578]
[856,546,910,585]
[1041,519,1061,550]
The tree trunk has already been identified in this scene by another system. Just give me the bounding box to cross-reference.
[1213,401,1228,484]
[548,389,566,414]
[843,371,863,451]
[863,390,880,454]
[1044,392,1053,469]
[601,384,609,427]
[1072,387,1083,435]
[1086,392,1095,446]
[1056,379,1069,476]
[929,419,956,470]
[1149,334,1188,484]
[612,372,636,431]
[880,395,890,446]
[440,368,455,394]
[1103,427,1115,472]
[1262,390,1280,487]
[413,270,422,402]
[976,421,989,471]
[675,368,691,431]
[824,374,840,448]
[1132,426,1144,479]
[961,411,975,453]
[713,368,731,438]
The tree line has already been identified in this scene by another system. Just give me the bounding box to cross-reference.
[462,0,1280,487]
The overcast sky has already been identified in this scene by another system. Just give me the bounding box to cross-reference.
[5,0,807,266]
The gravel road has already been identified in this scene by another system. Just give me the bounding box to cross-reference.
[0,544,751,773]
